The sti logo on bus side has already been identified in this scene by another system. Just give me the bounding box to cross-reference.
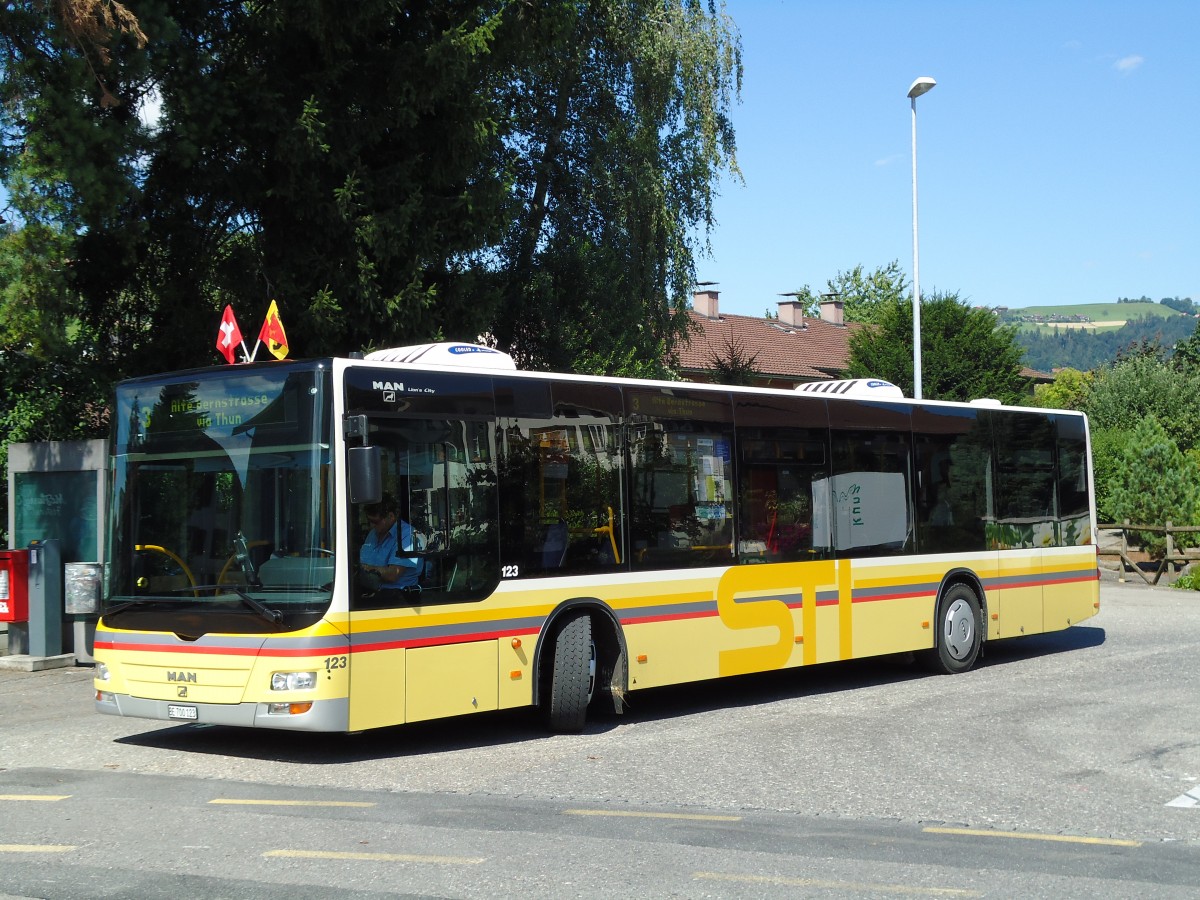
[167,671,197,684]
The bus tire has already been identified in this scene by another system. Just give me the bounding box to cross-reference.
[545,613,593,733]
[920,583,982,674]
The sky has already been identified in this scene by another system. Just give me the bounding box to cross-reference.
[696,0,1199,319]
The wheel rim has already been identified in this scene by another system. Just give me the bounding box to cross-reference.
[943,596,976,661]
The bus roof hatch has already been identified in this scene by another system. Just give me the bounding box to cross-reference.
[363,343,517,370]
[795,378,905,399]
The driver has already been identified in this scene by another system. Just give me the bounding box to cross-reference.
[359,493,420,590]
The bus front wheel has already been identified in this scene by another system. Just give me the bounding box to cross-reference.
[545,613,594,733]
[921,583,982,674]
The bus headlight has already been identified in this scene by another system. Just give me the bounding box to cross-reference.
[95,662,110,681]
[271,671,317,691]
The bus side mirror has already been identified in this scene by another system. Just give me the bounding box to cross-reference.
[348,445,382,505]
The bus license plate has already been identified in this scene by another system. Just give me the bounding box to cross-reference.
[167,705,198,720]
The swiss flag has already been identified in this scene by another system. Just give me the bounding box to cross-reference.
[215,305,243,364]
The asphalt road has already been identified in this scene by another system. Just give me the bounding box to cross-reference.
[1,578,1198,898]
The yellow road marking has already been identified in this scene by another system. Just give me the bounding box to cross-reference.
[0,845,76,854]
[924,826,1141,847]
[696,871,980,896]
[210,799,376,808]
[0,794,70,802]
[264,849,484,865]
[564,809,742,822]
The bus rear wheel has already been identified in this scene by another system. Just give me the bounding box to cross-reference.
[921,583,982,674]
[545,613,594,733]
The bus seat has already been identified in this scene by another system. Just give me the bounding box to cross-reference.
[541,522,569,568]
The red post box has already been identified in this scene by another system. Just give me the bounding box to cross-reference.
[0,549,30,622]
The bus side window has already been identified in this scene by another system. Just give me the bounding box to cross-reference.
[817,398,914,559]
[627,388,734,570]
[1054,414,1091,547]
[912,405,992,554]
[495,379,624,577]
[992,412,1057,549]
[736,433,831,563]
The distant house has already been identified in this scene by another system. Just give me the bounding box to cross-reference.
[678,287,1052,392]
[677,288,861,388]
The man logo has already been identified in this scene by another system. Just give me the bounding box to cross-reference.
[167,671,197,683]
[177,686,188,698]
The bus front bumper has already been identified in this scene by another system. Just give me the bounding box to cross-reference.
[95,691,349,732]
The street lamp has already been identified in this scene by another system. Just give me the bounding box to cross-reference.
[908,76,936,400]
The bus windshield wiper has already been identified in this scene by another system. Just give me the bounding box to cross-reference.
[230,587,284,625]
[159,584,284,626]
[196,584,283,625]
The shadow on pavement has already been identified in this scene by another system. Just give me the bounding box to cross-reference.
[113,624,1105,765]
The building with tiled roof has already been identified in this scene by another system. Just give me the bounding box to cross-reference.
[677,288,862,388]
[678,287,1052,391]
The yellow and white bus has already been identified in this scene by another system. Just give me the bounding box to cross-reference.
[94,343,1099,733]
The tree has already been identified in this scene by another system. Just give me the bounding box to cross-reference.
[1171,319,1200,375]
[707,334,760,385]
[787,260,907,326]
[1031,367,1092,410]
[845,292,1029,404]
[1082,350,1200,454]
[1107,417,1199,557]
[1089,427,1131,523]
[2,0,742,383]
[487,0,742,373]
[1160,296,1196,315]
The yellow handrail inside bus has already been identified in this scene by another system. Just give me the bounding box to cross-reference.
[592,506,621,565]
[134,544,198,596]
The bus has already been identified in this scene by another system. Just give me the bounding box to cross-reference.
[93,343,1100,733]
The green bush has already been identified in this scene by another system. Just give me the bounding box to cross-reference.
[1107,417,1200,558]
[1090,427,1132,523]
[1084,353,1200,453]
[1173,572,1200,591]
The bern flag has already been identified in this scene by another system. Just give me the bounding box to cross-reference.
[258,300,289,360]
[215,304,243,364]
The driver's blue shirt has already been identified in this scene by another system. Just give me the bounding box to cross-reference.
[359,520,420,589]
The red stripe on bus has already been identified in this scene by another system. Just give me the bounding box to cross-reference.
[91,640,351,657]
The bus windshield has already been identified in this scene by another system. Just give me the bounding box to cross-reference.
[104,363,334,633]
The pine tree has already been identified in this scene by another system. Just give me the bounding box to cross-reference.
[1108,417,1199,558]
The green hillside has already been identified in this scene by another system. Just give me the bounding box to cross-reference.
[1001,302,1180,334]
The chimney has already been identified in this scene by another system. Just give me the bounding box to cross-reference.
[818,294,845,326]
[692,287,720,319]
[776,297,806,329]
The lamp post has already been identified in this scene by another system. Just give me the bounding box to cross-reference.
[908,76,936,400]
